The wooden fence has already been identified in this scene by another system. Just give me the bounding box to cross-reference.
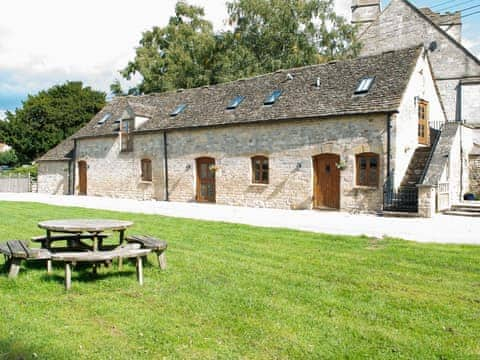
[0,173,33,193]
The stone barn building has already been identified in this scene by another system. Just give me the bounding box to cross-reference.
[38,47,455,216]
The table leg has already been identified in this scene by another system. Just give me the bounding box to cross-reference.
[65,262,72,290]
[118,230,125,269]
[136,256,143,285]
[46,230,52,274]
[92,232,99,252]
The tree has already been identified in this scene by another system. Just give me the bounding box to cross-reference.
[0,149,18,166]
[224,0,359,73]
[116,0,359,94]
[120,1,216,94]
[0,82,106,163]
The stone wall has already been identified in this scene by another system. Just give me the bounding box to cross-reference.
[469,155,480,195]
[75,133,165,200]
[166,115,387,212]
[359,0,480,122]
[462,83,480,124]
[38,161,70,195]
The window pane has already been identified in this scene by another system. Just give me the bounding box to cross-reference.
[262,170,269,183]
[370,157,377,168]
[359,169,366,185]
[360,158,367,169]
[200,163,207,178]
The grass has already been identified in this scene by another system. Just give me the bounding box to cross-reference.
[0,201,479,359]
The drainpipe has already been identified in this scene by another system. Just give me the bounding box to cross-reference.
[459,124,464,202]
[163,131,169,201]
[387,113,392,181]
[71,139,77,195]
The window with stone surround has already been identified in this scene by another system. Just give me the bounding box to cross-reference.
[141,158,152,182]
[121,119,134,152]
[356,153,379,187]
[251,156,269,184]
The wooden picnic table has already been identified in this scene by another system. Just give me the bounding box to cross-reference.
[37,219,134,273]
[38,219,133,251]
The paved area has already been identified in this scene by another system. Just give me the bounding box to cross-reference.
[0,192,479,245]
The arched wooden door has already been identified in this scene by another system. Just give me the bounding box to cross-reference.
[196,157,216,203]
[78,161,87,196]
[313,154,340,209]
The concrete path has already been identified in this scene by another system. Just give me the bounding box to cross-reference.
[0,192,479,245]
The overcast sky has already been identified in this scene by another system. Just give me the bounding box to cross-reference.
[0,0,478,117]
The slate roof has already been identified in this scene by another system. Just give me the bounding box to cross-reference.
[39,46,422,160]
[37,137,75,161]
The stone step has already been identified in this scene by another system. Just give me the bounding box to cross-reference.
[443,210,480,217]
[450,205,480,213]
[381,211,419,217]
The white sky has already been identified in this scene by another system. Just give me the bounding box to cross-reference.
[0,0,477,113]
[0,0,352,111]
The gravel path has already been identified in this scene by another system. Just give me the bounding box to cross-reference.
[1,192,478,245]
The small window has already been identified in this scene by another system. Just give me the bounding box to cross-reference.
[354,77,375,94]
[251,156,269,184]
[121,119,134,152]
[264,90,282,105]
[97,113,112,125]
[170,104,187,116]
[141,159,152,182]
[227,96,245,110]
[356,153,379,187]
[418,100,430,145]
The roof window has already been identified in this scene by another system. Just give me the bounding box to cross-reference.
[227,96,245,110]
[264,90,282,105]
[170,104,187,117]
[97,113,112,125]
[354,77,375,94]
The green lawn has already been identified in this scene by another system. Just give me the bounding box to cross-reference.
[0,201,479,359]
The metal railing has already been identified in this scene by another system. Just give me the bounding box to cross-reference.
[383,176,419,212]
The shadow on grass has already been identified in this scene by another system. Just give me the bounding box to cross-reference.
[0,338,55,360]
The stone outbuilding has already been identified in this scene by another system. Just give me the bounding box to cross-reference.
[38,47,452,216]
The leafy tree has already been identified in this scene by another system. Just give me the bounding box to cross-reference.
[116,0,359,94]
[224,0,359,73]
[0,82,105,163]
[120,1,216,94]
[0,149,18,166]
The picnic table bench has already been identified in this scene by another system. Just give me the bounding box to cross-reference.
[51,245,151,290]
[126,235,168,270]
[31,233,111,250]
[0,240,51,278]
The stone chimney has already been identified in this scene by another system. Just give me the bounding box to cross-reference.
[351,0,381,34]
[420,8,462,43]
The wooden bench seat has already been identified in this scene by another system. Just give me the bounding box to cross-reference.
[126,235,168,270]
[51,245,151,290]
[0,240,51,278]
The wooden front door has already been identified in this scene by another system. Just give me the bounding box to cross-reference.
[313,154,340,209]
[196,157,216,203]
[78,161,87,196]
[418,100,430,145]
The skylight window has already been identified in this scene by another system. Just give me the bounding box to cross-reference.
[97,113,112,125]
[264,90,282,105]
[227,96,245,110]
[170,104,187,116]
[354,77,375,94]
